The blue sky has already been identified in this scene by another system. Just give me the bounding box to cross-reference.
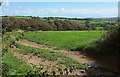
[1,2,118,18]
[2,0,120,2]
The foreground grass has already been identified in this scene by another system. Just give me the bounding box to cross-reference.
[23,31,104,50]
[15,42,87,69]
[2,33,32,75]
[3,52,31,75]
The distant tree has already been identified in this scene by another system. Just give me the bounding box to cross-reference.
[85,19,90,28]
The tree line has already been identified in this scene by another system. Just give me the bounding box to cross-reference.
[2,16,117,31]
[2,17,100,31]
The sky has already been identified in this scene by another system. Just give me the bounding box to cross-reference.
[1,0,120,2]
[1,2,119,18]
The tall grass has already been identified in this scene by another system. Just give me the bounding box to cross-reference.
[2,33,32,75]
[3,52,32,75]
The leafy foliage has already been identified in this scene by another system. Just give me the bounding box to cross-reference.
[85,26,120,55]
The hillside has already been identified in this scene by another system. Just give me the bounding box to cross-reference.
[1,16,119,76]
[2,16,117,31]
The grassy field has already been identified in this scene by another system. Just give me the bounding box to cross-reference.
[3,52,31,75]
[2,34,32,75]
[3,30,105,75]
[23,31,105,50]
[2,32,88,75]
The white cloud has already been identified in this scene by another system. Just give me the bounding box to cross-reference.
[61,8,65,11]
[2,0,120,2]
[9,8,117,18]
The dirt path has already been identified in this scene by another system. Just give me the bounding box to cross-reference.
[11,48,86,75]
[19,39,98,66]
[11,39,117,75]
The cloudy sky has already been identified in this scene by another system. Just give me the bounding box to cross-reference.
[1,2,118,18]
[1,0,120,2]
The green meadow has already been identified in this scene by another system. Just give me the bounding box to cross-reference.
[23,31,105,50]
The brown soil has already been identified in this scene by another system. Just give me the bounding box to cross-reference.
[15,39,118,75]
[19,39,95,65]
[11,48,86,75]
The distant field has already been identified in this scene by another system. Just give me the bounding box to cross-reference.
[23,31,105,50]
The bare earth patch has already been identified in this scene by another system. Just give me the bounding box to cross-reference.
[10,48,86,75]
[19,39,96,65]
[17,39,117,75]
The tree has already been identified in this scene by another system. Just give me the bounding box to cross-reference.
[85,19,90,28]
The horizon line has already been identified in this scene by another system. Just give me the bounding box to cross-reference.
[1,15,118,19]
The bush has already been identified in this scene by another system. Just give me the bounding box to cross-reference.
[85,26,120,55]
